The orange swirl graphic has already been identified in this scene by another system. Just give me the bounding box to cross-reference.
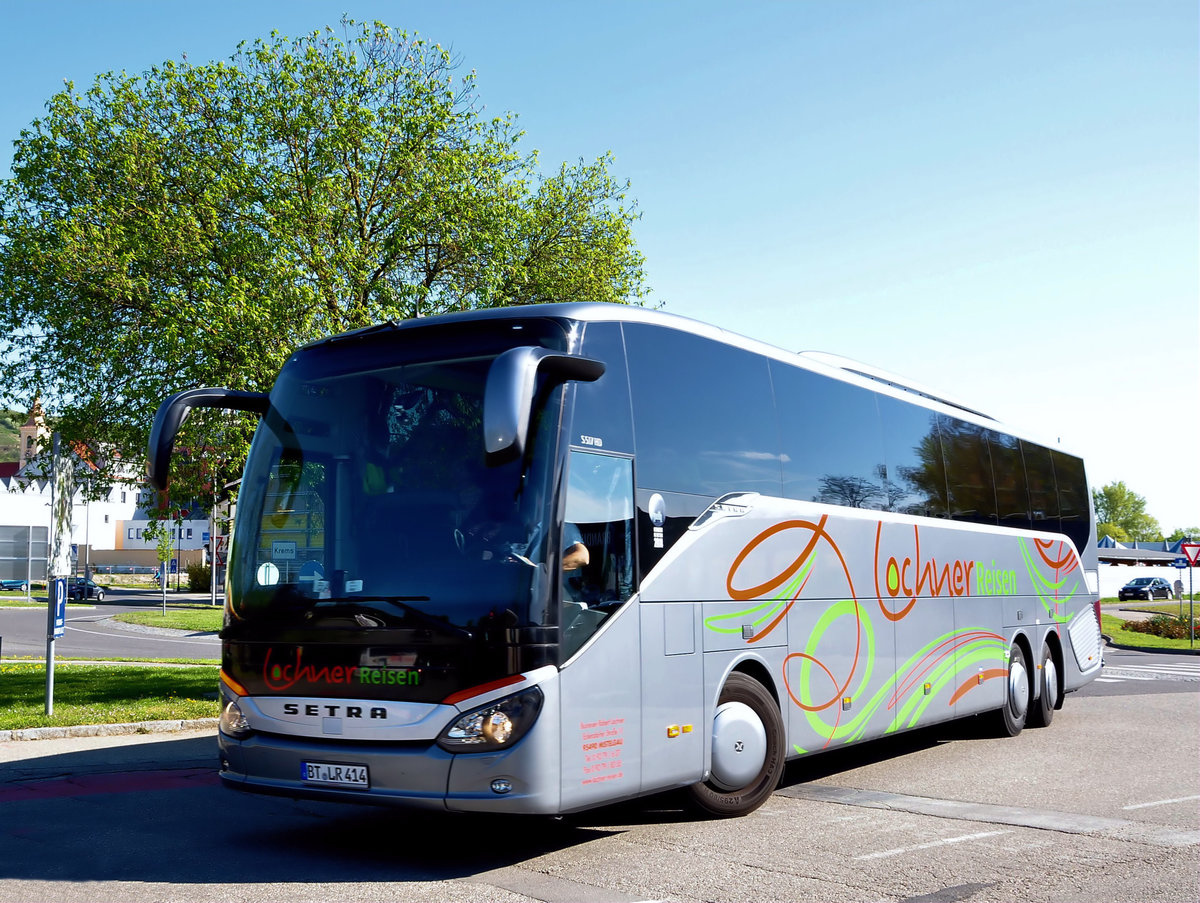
[873,522,917,622]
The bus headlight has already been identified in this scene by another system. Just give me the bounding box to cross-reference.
[437,687,543,752]
[219,699,253,739]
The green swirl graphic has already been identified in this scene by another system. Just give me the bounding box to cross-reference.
[1018,538,1077,622]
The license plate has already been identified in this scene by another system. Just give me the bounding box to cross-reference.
[301,761,369,788]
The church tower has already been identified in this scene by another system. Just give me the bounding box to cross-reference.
[18,397,49,467]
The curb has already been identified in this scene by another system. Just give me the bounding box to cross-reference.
[0,718,218,743]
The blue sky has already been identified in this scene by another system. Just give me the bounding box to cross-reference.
[2,1,1197,532]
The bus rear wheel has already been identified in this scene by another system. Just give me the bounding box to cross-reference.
[994,643,1030,737]
[688,673,784,818]
[1028,640,1059,728]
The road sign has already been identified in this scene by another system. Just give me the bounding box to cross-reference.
[298,560,326,593]
[47,577,67,639]
[272,540,298,560]
[1173,557,1188,569]
[1182,543,1200,566]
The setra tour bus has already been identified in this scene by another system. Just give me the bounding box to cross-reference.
[148,303,1103,817]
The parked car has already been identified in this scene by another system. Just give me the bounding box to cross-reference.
[67,578,106,602]
[1,579,29,591]
[1118,576,1173,601]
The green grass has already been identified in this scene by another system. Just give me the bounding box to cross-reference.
[0,597,95,609]
[0,662,220,731]
[1100,614,1198,651]
[113,606,223,632]
[1101,595,1199,605]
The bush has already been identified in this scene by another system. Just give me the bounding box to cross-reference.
[186,563,212,593]
[1122,612,1200,640]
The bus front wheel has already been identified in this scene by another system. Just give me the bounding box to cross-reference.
[688,673,784,818]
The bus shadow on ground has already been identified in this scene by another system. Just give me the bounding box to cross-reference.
[244,803,622,882]
[0,735,624,886]
[781,716,984,785]
[0,720,988,888]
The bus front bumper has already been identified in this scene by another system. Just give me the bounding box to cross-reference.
[218,727,561,814]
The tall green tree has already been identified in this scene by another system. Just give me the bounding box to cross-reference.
[0,19,647,504]
[1093,481,1162,542]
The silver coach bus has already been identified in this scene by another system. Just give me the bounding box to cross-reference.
[148,303,1103,817]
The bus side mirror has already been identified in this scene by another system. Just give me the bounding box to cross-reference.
[148,387,269,490]
[484,348,605,462]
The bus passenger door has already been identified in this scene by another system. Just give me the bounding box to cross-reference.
[557,451,644,811]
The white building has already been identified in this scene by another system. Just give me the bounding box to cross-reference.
[0,402,210,572]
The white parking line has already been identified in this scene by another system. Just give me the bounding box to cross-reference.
[781,784,1200,847]
[854,830,1011,861]
[1116,665,1200,674]
[1122,794,1200,811]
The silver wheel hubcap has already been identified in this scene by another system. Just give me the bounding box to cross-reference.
[1044,658,1058,709]
[710,701,767,791]
[1009,659,1029,718]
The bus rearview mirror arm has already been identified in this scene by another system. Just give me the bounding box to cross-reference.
[148,387,270,490]
[484,348,605,462]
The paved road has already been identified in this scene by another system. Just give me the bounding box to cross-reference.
[0,590,221,660]
[0,650,1195,903]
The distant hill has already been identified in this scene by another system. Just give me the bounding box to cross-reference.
[0,409,22,462]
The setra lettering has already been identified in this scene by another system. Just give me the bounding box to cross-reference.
[281,702,389,719]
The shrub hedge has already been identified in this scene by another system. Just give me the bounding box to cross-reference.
[1122,612,1200,640]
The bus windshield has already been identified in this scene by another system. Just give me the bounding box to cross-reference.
[227,331,566,639]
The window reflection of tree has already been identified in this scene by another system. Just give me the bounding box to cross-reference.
[938,417,997,525]
[383,385,482,491]
[815,474,883,509]
[808,410,1058,530]
[896,421,949,518]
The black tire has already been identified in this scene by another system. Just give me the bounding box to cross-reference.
[687,672,785,818]
[95,589,104,602]
[993,644,1031,737]
[1028,641,1059,728]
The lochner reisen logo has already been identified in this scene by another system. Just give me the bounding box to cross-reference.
[262,646,422,692]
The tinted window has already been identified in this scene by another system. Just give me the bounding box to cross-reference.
[773,363,885,508]
[878,396,948,518]
[987,430,1031,530]
[1051,449,1090,551]
[561,451,635,658]
[572,322,634,455]
[939,415,997,525]
[624,324,781,498]
[1021,441,1060,534]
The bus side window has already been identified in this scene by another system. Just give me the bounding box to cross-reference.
[939,415,998,526]
[561,451,635,659]
[988,430,1031,530]
[878,396,949,518]
[1051,450,1090,552]
[623,324,781,499]
[573,322,634,455]
[1022,441,1061,536]
[774,362,885,509]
